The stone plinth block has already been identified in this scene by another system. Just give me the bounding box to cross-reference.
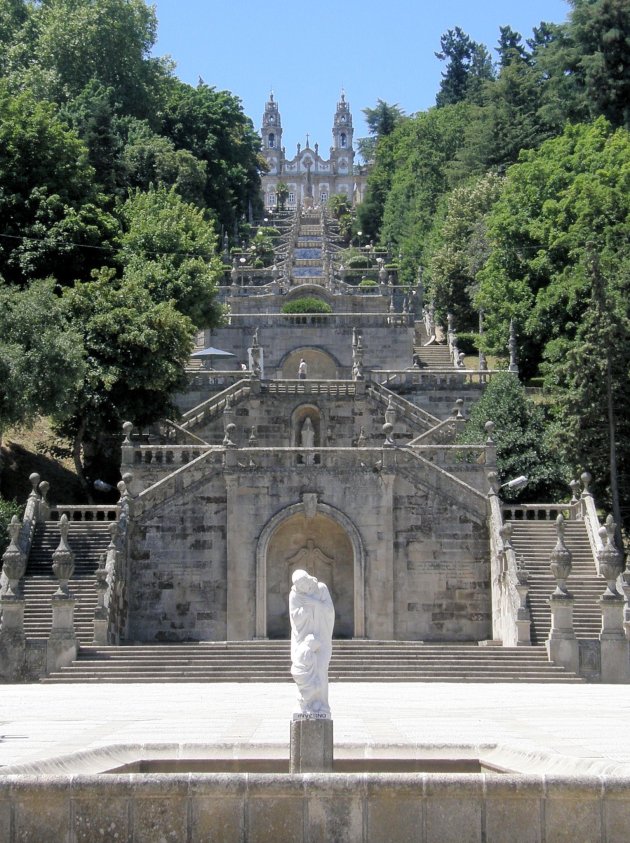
[546,596,579,674]
[290,717,333,773]
[47,596,77,674]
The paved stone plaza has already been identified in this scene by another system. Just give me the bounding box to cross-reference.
[2,681,630,774]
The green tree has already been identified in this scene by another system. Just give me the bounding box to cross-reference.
[59,272,195,491]
[425,171,504,329]
[0,82,118,286]
[16,0,169,120]
[275,182,289,211]
[0,278,85,442]
[457,372,570,501]
[476,119,630,374]
[118,187,223,329]
[435,28,494,107]
[160,80,263,232]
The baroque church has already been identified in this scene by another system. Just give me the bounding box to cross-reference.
[260,92,368,209]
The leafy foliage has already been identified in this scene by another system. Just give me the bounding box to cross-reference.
[457,373,570,501]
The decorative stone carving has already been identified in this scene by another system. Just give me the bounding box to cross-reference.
[1,517,27,597]
[382,422,395,447]
[289,569,335,719]
[52,515,75,598]
[384,397,396,427]
[549,515,572,597]
[302,493,318,520]
[356,426,366,448]
[38,480,50,521]
[486,471,501,496]
[569,479,581,506]
[580,471,592,497]
[122,421,134,445]
[597,516,623,598]
[223,423,237,448]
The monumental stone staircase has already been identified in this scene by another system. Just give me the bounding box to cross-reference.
[21,521,112,645]
[413,323,454,369]
[42,640,584,683]
[507,519,603,645]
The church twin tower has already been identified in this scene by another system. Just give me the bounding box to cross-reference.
[260,92,367,209]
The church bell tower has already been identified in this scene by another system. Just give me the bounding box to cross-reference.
[331,91,354,176]
[261,93,283,175]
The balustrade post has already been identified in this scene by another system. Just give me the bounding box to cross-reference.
[514,563,532,645]
[597,517,629,682]
[93,551,108,645]
[546,515,579,673]
[484,421,497,469]
[0,516,28,678]
[121,421,134,467]
[47,515,78,674]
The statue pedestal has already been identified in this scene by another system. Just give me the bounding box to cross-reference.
[290,716,333,773]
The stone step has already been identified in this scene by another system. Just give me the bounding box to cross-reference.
[43,643,584,683]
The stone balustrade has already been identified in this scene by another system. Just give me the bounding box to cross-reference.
[129,445,218,468]
[225,312,413,328]
[501,503,578,521]
[366,380,440,428]
[263,379,360,397]
[50,506,119,522]
[376,368,511,388]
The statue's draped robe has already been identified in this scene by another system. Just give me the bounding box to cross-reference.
[289,582,335,715]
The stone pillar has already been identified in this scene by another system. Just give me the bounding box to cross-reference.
[515,565,532,646]
[121,421,134,467]
[93,552,109,645]
[546,515,578,673]
[290,717,333,773]
[597,518,629,683]
[47,515,78,674]
[0,516,28,679]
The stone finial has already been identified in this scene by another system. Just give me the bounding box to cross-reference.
[1,516,27,597]
[580,471,592,496]
[457,351,466,369]
[107,520,119,550]
[28,472,40,496]
[597,515,623,597]
[117,473,135,507]
[356,426,367,447]
[447,313,454,334]
[487,471,501,496]
[122,421,134,444]
[569,479,581,505]
[52,515,75,598]
[248,426,258,447]
[499,521,513,550]
[452,399,465,420]
[382,422,395,447]
[549,514,572,597]
[223,423,237,448]
[484,420,495,445]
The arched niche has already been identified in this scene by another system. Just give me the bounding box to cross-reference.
[256,502,365,640]
[291,403,324,448]
[280,347,339,380]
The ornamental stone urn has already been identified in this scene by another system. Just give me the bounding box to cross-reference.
[1,517,27,597]
[597,516,623,598]
[549,514,572,597]
[52,515,75,598]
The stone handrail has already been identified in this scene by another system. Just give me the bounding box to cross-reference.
[366,380,440,430]
[580,490,605,566]
[50,506,119,522]
[397,449,486,521]
[134,449,226,520]
[178,378,251,432]
[162,419,210,446]
[407,416,460,446]
[490,490,528,646]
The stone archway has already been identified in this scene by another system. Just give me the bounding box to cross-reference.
[256,502,365,639]
[280,347,338,380]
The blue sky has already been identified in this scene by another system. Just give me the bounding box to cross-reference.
[152,0,571,156]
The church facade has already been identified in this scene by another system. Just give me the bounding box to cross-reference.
[260,93,368,209]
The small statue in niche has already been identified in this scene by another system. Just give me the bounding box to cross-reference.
[289,569,335,718]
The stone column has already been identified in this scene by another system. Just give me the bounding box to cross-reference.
[546,515,579,674]
[93,552,109,645]
[597,517,629,683]
[47,515,78,674]
[515,565,532,646]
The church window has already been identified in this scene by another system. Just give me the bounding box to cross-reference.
[288,192,295,205]
[321,192,328,202]
[268,133,275,148]
[340,133,347,148]
[268,193,276,207]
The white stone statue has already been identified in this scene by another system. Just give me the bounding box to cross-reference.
[300,417,315,448]
[289,569,335,718]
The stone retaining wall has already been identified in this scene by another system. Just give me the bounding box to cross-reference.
[1,773,628,842]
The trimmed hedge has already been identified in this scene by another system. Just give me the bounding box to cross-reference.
[281,297,333,314]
